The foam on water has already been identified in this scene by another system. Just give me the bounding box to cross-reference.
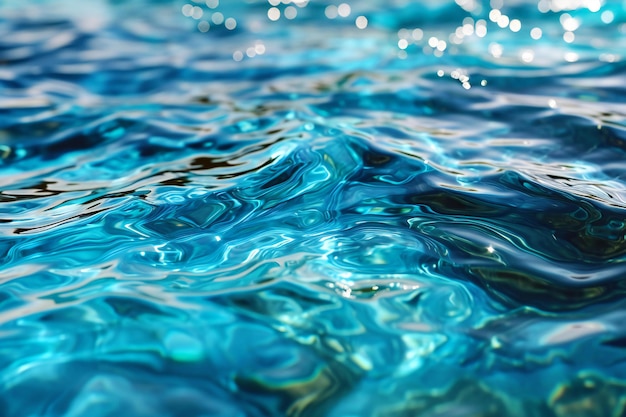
[2,0,626,416]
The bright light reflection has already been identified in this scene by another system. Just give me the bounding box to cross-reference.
[356,16,368,29]
[268,7,280,21]
[338,3,351,17]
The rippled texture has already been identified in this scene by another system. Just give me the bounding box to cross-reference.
[2,0,626,415]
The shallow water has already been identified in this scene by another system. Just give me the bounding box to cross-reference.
[2,0,626,416]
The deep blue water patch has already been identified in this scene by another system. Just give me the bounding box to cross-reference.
[2,0,626,416]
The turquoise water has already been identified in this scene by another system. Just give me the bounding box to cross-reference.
[2,0,626,415]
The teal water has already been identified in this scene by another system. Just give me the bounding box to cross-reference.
[2,0,626,416]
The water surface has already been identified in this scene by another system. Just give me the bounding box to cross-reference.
[2,1,626,416]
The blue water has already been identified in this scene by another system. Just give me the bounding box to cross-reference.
[2,0,626,415]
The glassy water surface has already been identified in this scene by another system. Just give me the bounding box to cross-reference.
[2,0,626,415]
